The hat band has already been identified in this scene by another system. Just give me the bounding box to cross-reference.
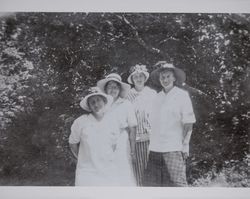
[106,76,121,82]
[132,69,148,73]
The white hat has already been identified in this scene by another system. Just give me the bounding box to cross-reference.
[97,73,131,98]
[127,64,150,84]
[151,61,186,87]
[80,87,113,112]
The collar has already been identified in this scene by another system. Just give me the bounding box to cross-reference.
[112,97,125,106]
[132,86,150,94]
[159,86,177,96]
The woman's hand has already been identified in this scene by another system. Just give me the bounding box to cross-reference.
[112,144,117,152]
[69,143,79,159]
[130,152,136,164]
[182,152,188,161]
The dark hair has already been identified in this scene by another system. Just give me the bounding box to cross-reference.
[87,95,107,109]
[131,72,147,85]
[159,68,177,85]
[104,80,121,93]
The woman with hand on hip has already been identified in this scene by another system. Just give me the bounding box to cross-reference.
[126,64,157,186]
[97,73,137,185]
[69,87,135,186]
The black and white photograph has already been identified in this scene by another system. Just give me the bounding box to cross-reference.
[0,0,249,198]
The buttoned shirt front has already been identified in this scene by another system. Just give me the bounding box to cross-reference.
[69,113,120,173]
[109,97,137,130]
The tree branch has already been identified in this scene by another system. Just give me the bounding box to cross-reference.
[227,14,250,30]
[182,83,209,98]
[117,14,170,61]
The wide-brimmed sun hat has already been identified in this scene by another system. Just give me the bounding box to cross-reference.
[127,64,150,84]
[80,87,113,112]
[150,61,186,87]
[97,73,131,98]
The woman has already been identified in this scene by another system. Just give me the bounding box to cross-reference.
[126,64,157,186]
[143,61,196,186]
[69,87,135,186]
[97,73,137,184]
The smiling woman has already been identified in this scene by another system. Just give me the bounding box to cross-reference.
[105,81,121,101]
[69,87,136,186]
[143,61,196,187]
[126,64,157,186]
[97,73,138,184]
[87,95,107,115]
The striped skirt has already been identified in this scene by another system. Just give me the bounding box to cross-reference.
[133,140,150,186]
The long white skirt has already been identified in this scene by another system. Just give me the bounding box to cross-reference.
[75,131,136,186]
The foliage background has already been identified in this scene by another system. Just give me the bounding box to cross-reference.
[0,12,249,186]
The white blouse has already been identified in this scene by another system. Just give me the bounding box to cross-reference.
[126,86,157,141]
[149,86,196,152]
[109,97,137,130]
[69,113,119,172]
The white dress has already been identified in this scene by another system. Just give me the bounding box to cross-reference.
[69,107,136,186]
[107,97,138,185]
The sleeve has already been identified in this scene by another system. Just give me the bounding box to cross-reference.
[68,118,81,144]
[181,92,196,124]
[126,90,138,103]
[126,101,138,127]
[148,89,157,114]
[148,94,158,126]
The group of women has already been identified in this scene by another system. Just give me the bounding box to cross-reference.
[68,61,196,186]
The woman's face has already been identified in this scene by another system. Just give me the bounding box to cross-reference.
[132,72,146,87]
[159,70,176,89]
[105,81,121,100]
[88,95,106,113]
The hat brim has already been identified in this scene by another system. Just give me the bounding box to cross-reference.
[97,78,131,98]
[150,67,186,87]
[127,71,150,84]
[80,93,113,112]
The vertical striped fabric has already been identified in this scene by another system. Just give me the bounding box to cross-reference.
[127,87,156,186]
[133,140,150,186]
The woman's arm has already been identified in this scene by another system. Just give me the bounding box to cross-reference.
[128,126,137,163]
[182,123,193,145]
[182,123,193,158]
[69,143,79,159]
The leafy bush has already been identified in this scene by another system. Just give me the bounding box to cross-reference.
[192,156,249,187]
